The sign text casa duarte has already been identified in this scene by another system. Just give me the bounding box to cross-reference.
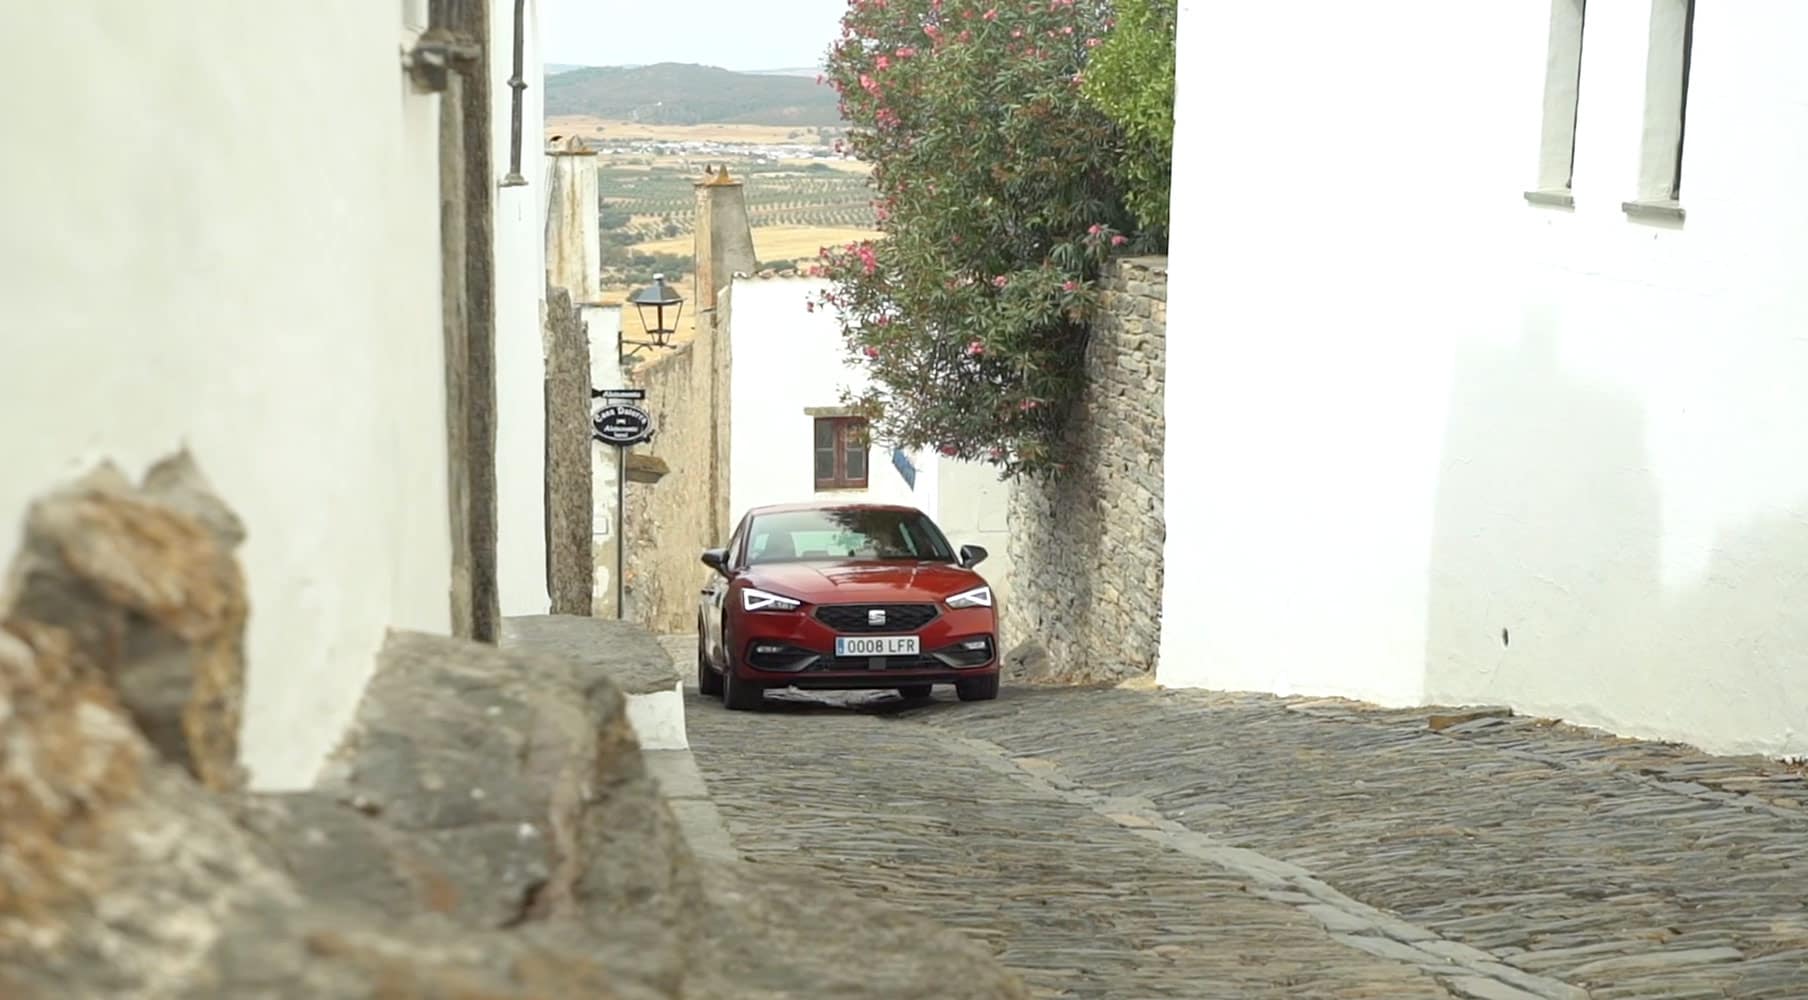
[593,403,653,447]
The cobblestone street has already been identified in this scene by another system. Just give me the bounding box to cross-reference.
[674,642,1808,999]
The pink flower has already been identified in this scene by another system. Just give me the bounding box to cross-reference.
[1062,280,1078,292]
[864,346,880,359]
[981,7,998,20]
[1019,399,1040,411]
[1111,235,1128,246]
[940,444,959,456]
[966,340,985,357]
[991,275,1008,288]
[896,46,917,58]
[1086,37,1101,48]
[875,55,890,71]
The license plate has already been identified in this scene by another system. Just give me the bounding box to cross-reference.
[835,635,920,657]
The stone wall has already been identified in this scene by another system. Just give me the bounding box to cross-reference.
[1003,257,1167,685]
[623,307,730,635]
[543,286,593,616]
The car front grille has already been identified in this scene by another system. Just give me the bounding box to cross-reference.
[808,654,944,672]
[813,603,941,633]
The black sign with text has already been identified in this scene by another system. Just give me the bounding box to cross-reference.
[593,404,654,446]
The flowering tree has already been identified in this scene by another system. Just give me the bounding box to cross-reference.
[814,0,1137,478]
[1085,0,1176,241]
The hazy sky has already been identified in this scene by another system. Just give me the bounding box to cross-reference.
[541,0,848,71]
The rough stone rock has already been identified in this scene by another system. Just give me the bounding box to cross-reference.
[0,620,665,1000]
[544,284,594,617]
[268,627,702,991]
[1003,638,1057,683]
[0,457,246,790]
[502,613,681,695]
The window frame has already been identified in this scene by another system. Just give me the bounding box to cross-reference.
[813,416,870,491]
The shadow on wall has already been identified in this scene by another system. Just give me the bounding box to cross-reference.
[1422,312,1808,757]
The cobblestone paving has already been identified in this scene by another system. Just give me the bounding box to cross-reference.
[685,687,1457,999]
[915,689,1808,1000]
[672,635,1808,999]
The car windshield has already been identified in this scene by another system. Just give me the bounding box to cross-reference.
[745,508,956,565]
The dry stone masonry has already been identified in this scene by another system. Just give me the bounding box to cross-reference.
[1004,257,1167,685]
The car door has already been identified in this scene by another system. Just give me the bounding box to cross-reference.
[703,517,746,664]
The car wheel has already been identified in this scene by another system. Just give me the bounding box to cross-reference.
[721,659,764,712]
[955,674,1000,702]
[697,622,724,698]
[894,684,933,701]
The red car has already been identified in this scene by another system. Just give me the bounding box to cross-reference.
[696,501,1001,710]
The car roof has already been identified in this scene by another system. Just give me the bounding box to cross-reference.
[744,501,925,517]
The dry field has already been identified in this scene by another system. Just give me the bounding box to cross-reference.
[546,116,826,146]
[630,225,879,268]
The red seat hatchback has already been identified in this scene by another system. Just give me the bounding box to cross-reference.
[696,502,1001,710]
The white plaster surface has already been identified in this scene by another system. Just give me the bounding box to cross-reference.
[1160,1,1808,757]
[935,459,1016,612]
[492,0,550,619]
[723,278,1013,597]
[0,4,453,789]
[626,683,689,751]
[585,305,624,615]
[724,278,926,516]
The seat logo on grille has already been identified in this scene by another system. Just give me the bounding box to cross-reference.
[867,609,887,626]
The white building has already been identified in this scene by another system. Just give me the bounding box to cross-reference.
[0,3,561,789]
[722,276,1015,605]
[493,0,552,617]
[1162,1,1808,757]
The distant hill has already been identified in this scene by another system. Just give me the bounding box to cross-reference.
[546,63,592,76]
[544,63,842,126]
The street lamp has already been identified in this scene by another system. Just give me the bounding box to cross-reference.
[622,273,684,361]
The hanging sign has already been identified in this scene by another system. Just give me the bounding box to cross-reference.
[593,404,654,446]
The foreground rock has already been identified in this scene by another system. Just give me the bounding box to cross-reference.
[0,456,1027,999]
[1,455,247,790]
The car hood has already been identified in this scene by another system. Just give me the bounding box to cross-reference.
[743,560,987,604]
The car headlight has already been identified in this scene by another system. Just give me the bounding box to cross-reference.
[946,585,993,609]
[742,588,802,613]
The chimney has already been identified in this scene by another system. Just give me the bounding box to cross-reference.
[691,165,758,315]
[545,135,603,306]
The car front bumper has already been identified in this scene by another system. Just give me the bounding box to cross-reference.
[731,606,999,686]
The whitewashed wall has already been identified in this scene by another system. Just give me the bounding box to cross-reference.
[936,460,1015,610]
[1161,1,1808,758]
[722,278,1013,594]
[587,305,625,613]
[0,4,451,789]
[724,278,926,518]
[492,0,550,617]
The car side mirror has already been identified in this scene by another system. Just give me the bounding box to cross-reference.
[701,548,730,577]
[958,544,988,569]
